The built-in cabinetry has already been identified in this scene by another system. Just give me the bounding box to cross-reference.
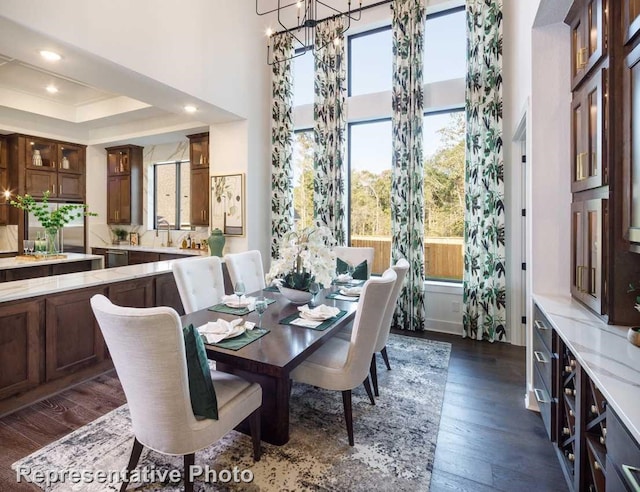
[533,301,640,491]
[105,145,143,225]
[0,136,7,225]
[0,260,95,283]
[188,133,210,226]
[569,0,607,90]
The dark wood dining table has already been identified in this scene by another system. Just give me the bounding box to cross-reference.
[180,288,358,445]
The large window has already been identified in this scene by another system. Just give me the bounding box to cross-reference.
[292,130,315,230]
[424,8,466,84]
[348,27,393,96]
[423,110,465,281]
[154,160,190,229]
[293,49,314,107]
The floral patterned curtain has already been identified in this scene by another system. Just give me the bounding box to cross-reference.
[391,0,426,331]
[463,0,506,342]
[313,18,347,246]
[270,33,295,259]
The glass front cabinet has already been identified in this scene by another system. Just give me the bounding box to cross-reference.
[570,0,608,89]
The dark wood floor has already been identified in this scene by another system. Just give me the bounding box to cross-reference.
[0,332,566,491]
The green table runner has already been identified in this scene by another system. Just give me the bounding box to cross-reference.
[325,292,359,302]
[278,310,348,331]
[207,328,270,351]
[208,298,276,316]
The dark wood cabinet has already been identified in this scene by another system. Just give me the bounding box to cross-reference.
[0,261,95,283]
[571,197,607,314]
[127,250,160,265]
[0,136,7,226]
[569,0,608,90]
[155,273,185,315]
[190,167,210,226]
[188,133,209,226]
[45,287,106,381]
[108,278,154,308]
[0,300,42,400]
[105,145,142,225]
[625,0,640,44]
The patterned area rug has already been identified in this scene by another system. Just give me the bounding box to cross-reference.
[12,335,450,491]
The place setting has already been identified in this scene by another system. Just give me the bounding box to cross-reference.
[279,303,348,331]
[208,282,276,315]
[325,285,362,302]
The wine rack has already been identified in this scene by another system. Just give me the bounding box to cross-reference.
[559,344,578,479]
[584,379,607,492]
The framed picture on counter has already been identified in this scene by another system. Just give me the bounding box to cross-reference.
[129,232,139,246]
[211,173,245,236]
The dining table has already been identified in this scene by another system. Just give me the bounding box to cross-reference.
[180,287,359,446]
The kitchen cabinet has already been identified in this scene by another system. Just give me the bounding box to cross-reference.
[0,136,7,225]
[625,0,640,44]
[108,278,154,308]
[0,299,42,400]
[188,133,210,226]
[45,287,106,381]
[571,67,608,192]
[571,197,607,314]
[568,0,607,90]
[155,272,185,315]
[105,145,142,225]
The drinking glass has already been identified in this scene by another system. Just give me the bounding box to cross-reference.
[27,240,35,255]
[255,297,268,327]
[309,282,320,305]
[234,281,246,307]
[346,264,355,282]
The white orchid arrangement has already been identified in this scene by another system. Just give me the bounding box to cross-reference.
[266,226,336,290]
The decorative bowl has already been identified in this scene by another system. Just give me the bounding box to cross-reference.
[628,327,640,347]
[277,285,313,304]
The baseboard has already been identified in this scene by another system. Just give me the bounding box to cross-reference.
[425,319,463,336]
[525,384,539,412]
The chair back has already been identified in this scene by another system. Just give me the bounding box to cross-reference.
[172,256,225,314]
[334,246,375,279]
[90,294,199,454]
[224,250,266,294]
[343,268,396,388]
[374,258,410,352]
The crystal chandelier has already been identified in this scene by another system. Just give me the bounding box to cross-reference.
[256,0,365,65]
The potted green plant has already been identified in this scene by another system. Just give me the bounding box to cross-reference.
[112,228,128,245]
[10,191,96,255]
[626,283,640,347]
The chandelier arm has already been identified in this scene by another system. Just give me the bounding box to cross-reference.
[314,0,362,21]
[256,0,301,16]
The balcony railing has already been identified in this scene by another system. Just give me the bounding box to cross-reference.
[351,235,463,281]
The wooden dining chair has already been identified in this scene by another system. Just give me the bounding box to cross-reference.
[172,256,226,314]
[90,294,262,492]
[290,268,397,446]
[224,250,266,294]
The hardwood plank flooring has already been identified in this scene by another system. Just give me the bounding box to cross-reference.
[0,332,565,491]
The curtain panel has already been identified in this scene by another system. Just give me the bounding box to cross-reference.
[313,18,347,246]
[463,0,506,342]
[270,33,295,259]
[391,0,426,331]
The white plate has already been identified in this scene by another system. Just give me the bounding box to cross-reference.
[224,300,251,309]
[224,325,246,339]
[339,288,361,297]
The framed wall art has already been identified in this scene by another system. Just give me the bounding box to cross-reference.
[211,173,245,236]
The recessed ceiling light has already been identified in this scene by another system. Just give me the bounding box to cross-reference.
[46,85,59,94]
[39,50,62,62]
[184,105,197,113]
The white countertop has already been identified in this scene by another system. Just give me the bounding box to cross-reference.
[534,294,640,444]
[97,245,207,256]
[0,258,194,304]
[0,253,103,271]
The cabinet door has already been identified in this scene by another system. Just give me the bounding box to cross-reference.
[58,172,84,200]
[26,138,57,170]
[0,168,6,225]
[58,143,84,174]
[155,273,185,315]
[572,69,608,192]
[25,169,58,198]
[108,278,154,308]
[45,287,106,381]
[107,175,131,224]
[627,44,640,244]
[107,148,131,176]
[625,0,640,44]
[571,201,586,299]
[190,167,210,226]
[189,134,209,169]
[571,0,607,89]
[0,300,41,399]
[127,250,160,265]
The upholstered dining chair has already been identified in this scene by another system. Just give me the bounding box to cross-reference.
[334,246,375,279]
[290,268,397,446]
[224,250,266,294]
[336,258,409,397]
[90,295,262,492]
[172,256,226,314]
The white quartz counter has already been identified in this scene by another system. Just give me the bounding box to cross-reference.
[99,245,207,256]
[534,294,640,444]
[0,258,193,304]
[0,253,103,271]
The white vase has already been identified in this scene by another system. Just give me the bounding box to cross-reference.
[277,285,313,304]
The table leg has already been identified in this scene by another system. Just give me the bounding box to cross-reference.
[216,362,291,446]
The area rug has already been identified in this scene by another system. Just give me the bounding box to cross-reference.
[12,335,451,491]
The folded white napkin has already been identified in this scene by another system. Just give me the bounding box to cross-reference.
[221,295,255,308]
[333,294,359,302]
[197,318,244,343]
[340,286,362,296]
[290,318,323,328]
[335,273,352,283]
[298,304,340,320]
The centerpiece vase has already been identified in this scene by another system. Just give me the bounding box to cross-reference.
[277,285,314,304]
[45,227,59,256]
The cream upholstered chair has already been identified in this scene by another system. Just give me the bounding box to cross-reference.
[336,258,409,396]
[290,268,397,446]
[224,250,266,294]
[90,295,262,492]
[334,246,375,279]
[172,256,226,314]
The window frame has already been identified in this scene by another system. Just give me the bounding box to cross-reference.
[153,159,190,230]
[347,25,393,98]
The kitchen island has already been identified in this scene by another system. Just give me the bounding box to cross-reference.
[0,253,103,282]
[0,258,190,416]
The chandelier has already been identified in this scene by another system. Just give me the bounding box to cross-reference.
[256,0,366,65]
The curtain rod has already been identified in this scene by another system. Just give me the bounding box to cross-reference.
[273,0,393,36]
